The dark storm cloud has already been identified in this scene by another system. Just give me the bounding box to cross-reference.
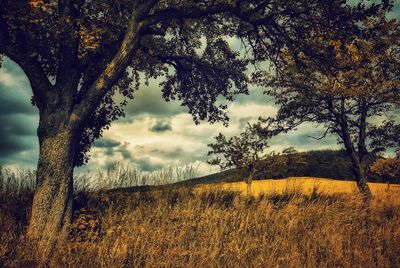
[134,157,163,172]
[2,114,37,136]
[122,79,268,124]
[93,138,133,160]
[0,95,36,115]
[0,114,38,166]
[0,130,32,155]
[269,124,339,151]
[115,142,132,160]
[0,59,39,167]
[93,138,121,156]
[93,138,121,149]
[123,85,187,121]
[149,119,172,133]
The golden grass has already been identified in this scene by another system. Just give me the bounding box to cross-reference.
[197,177,400,206]
[1,177,400,267]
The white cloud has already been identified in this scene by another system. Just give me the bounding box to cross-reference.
[0,71,14,87]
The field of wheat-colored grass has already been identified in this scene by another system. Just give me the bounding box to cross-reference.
[1,171,400,267]
[196,177,400,206]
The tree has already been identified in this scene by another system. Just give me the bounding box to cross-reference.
[280,147,307,178]
[0,0,384,257]
[208,124,273,194]
[371,157,400,184]
[0,0,257,256]
[257,9,400,202]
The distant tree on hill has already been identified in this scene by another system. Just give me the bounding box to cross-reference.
[207,123,310,193]
[207,124,274,194]
[256,9,400,203]
[371,157,400,184]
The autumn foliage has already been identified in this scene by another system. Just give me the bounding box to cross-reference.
[371,157,400,183]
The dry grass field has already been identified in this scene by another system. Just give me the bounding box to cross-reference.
[1,173,400,267]
[197,177,400,206]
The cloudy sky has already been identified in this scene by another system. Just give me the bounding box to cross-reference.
[0,2,399,177]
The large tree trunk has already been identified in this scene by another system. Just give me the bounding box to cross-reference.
[28,123,77,260]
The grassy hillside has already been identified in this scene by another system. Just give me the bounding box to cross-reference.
[175,168,241,186]
[1,169,400,267]
[182,149,381,187]
[197,177,400,206]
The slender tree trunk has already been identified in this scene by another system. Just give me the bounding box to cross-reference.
[337,98,372,203]
[28,123,77,259]
[350,159,372,203]
[343,140,372,203]
[354,99,372,203]
[246,173,253,196]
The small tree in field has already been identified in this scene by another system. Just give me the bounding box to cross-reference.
[256,10,400,203]
[208,124,274,194]
[371,157,400,184]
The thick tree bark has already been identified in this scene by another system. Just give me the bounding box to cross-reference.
[28,122,77,259]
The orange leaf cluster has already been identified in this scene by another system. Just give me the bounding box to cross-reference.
[30,0,47,11]
[79,27,104,51]
[371,158,400,181]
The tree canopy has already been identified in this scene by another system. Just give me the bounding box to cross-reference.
[255,6,400,200]
[371,156,400,183]
[208,124,270,174]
